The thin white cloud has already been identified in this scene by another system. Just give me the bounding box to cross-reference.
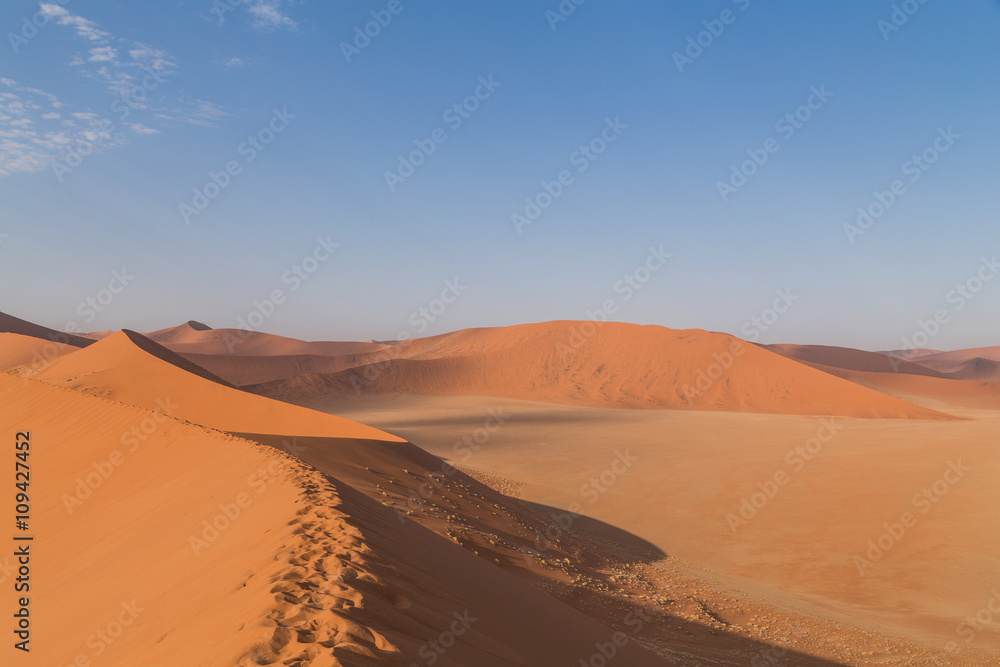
[0,8,230,179]
[39,3,110,42]
[246,0,297,31]
[223,57,246,68]
[128,123,159,135]
[88,45,118,62]
[0,81,120,177]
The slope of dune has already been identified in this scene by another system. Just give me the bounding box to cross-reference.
[906,347,1000,382]
[249,322,955,420]
[0,310,93,347]
[791,360,1000,410]
[152,325,390,358]
[180,351,375,386]
[33,329,403,441]
[765,343,951,378]
[145,320,213,343]
[0,332,77,370]
[3,373,670,666]
[880,348,942,359]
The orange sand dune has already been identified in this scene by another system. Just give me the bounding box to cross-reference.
[907,347,1000,382]
[880,347,942,359]
[0,310,93,347]
[32,329,402,441]
[250,321,955,419]
[793,360,1000,411]
[765,343,952,378]
[145,319,213,343]
[181,351,376,386]
[2,373,668,666]
[0,332,77,371]
[150,323,389,358]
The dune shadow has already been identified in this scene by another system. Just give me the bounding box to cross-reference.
[519,499,667,562]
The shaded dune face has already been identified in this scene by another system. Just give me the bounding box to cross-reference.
[0,310,94,348]
[241,322,955,420]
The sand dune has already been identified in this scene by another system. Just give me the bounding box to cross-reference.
[31,329,403,441]
[906,347,1000,382]
[180,352,377,387]
[3,373,670,666]
[798,361,1000,410]
[0,332,77,371]
[765,343,951,378]
[145,319,214,343]
[0,310,93,348]
[249,321,954,420]
[150,324,389,358]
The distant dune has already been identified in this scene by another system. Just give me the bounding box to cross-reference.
[32,329,402,441]
[765,343,951,378]
[145,320,213,343]
[153,324,390,358]
[247,322,955,420]
[0,332,77,371]
[0,310,93,347]
[904,347,1000,382]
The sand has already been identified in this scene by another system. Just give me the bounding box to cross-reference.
[4,312,998,665]
[241,322,954,420]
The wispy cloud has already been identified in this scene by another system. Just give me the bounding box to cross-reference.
[247,0,298,31]
[39,3,110,42]
[0,5,233,179]
[0,78,118,177]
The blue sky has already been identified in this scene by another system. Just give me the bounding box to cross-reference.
[0,0,998,350]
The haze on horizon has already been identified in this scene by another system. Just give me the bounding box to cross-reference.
[1,1,998,350]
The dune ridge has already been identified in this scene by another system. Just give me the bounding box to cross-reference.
[246,322,955,420]
[31,329,403,441]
